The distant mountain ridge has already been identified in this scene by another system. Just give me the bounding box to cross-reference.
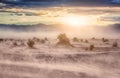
[0,23,120,33]
[0,23,120,38]
[0,24,55,32]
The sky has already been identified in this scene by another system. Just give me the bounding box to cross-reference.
[0,0,120,38]
[1,0,120,6]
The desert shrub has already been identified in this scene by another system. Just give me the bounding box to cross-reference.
[57,33,73,47]
[27,39,35,48]
[40,39,46,44]
[33,37,40,42]
[91,37,96,40]
[73,37,79,42]
[13,42,17,46]
[102,38,109,43]
[89,44,94,51]
[80,39,83,42]
[112,42,118,47]
[0,38,4,42]
[44,37,48,41]
[40,37,48,44]
[84,40,89,43]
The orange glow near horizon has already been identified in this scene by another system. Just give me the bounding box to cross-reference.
[1,7,120,26]
[61,15,97,27]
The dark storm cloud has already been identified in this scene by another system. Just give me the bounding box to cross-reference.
[1,0,120,7]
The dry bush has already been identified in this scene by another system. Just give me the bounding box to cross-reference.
[112,42,118,47]
[27,39,35,48]
[40,37,49,44]
[0,38,4,42]
[33,37,40,42]
[57,33,73,47]
[102,38,109,43]
[73,37,79,42]
[13,41,18,46]
[89,44,94,51]
[44,37,48,41]
[40,39,46,44]
[84,40,89,43]
[91,37,96,40]
[80,39,83,42]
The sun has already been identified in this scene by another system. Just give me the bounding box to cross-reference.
[65,17,80,26]
[61,15,89,27]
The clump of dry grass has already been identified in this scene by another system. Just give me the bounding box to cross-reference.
[57,33,73,47]
[102,38,109,43]
[89,44,95,51]
[91,37,96,40]
[0,38,4,42]
[40,39,46,44]
[80,39,83,42]
[84,40,89,43]
[13,41,18,46]
[112,41,118,47]
[73,37,79,42]
[27,39,35,48]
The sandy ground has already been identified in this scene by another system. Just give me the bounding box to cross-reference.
[0,39,120,78]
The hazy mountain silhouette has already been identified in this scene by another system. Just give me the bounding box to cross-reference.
[109,23,120,32]
[0,23,120,37]
[0,24,56,32]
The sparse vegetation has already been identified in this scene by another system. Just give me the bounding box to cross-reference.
[102,38,109,43]
[73,37,79,42]
[40,39,46,44]
[80,39,83,42]
[0,38,4,42]
[89,44,94,51]
[33,37,40,42]
[13,42,18,46]
[112,41,118,47]
[91,37,95,40]
[0,37,120,78]
[57,33,73,47]
[44,37,48,41]
[27,39,35,48]
[84,40,89,43]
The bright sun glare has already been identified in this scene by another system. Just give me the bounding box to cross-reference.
[62,15,89,27]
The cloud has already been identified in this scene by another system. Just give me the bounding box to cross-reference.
[0,2,6,6]
[1,0,120,7]
[0,8,47,16]
[112,0,120,3]
[68,7,120,15]
[100,15,120,23]
[0,6,119,26]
